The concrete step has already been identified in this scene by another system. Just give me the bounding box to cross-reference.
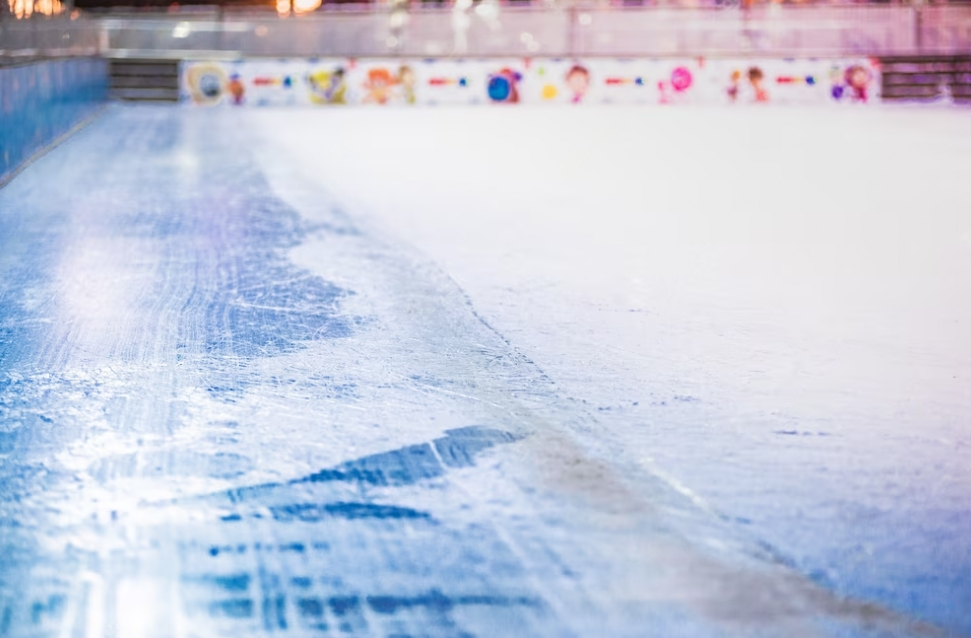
[882,86,945,99]
[881,61,971,73]
[882,73,952,86]
[111,75,180,89]
[110,63,179,78]
[110,86,180,101]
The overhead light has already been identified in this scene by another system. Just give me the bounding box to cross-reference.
[293,0,322,14]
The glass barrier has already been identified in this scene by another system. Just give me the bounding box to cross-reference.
[0,4,968,61]
[0,17,101,58]
[89,5,969,58]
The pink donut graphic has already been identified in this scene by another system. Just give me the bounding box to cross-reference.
[671,67,693,93]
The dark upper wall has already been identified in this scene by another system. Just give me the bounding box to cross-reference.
[74,0,272,7]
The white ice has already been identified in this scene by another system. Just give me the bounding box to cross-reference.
[3,102,970,637]
[253,103,971,631]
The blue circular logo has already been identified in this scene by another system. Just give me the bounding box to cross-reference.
[487,76,512,102]
[199,73,222,99]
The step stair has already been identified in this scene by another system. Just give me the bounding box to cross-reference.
[880,55,971,103]
[110,59,180,102]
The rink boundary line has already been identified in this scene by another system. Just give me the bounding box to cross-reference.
[0,104,109,191]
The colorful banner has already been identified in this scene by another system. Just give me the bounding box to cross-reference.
[181,57,881,107]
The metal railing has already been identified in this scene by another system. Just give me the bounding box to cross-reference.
[1,4,969,61]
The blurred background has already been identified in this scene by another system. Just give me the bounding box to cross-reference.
[2,0,969,57]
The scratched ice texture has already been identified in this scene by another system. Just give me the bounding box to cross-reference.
[0,104,969,638]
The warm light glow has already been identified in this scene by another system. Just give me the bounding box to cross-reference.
[36,0,61,15]
[275,0,290,16]
[11,0,32,19]
[293,0,321,14]
[9,0,62,18]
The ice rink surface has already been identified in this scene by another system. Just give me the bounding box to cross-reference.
[0,103,969,637]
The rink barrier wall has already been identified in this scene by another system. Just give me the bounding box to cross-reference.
[0,58,109,186]
[179,57,882,107]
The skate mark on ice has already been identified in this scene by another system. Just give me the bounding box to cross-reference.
[187,577,545,634]
[206,425,523,505]
[267,502,433,523]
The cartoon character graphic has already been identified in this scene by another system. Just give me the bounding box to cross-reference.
[748,66,768,103]
[487,68,521,103]
[363,68,397,104]
[397,65,416,105]
[227,73,245,105]
[831,64,872,103]
[185,63,228,105]
[307,68,346,105]
[565,64,590,104]
[727,69,742,103]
